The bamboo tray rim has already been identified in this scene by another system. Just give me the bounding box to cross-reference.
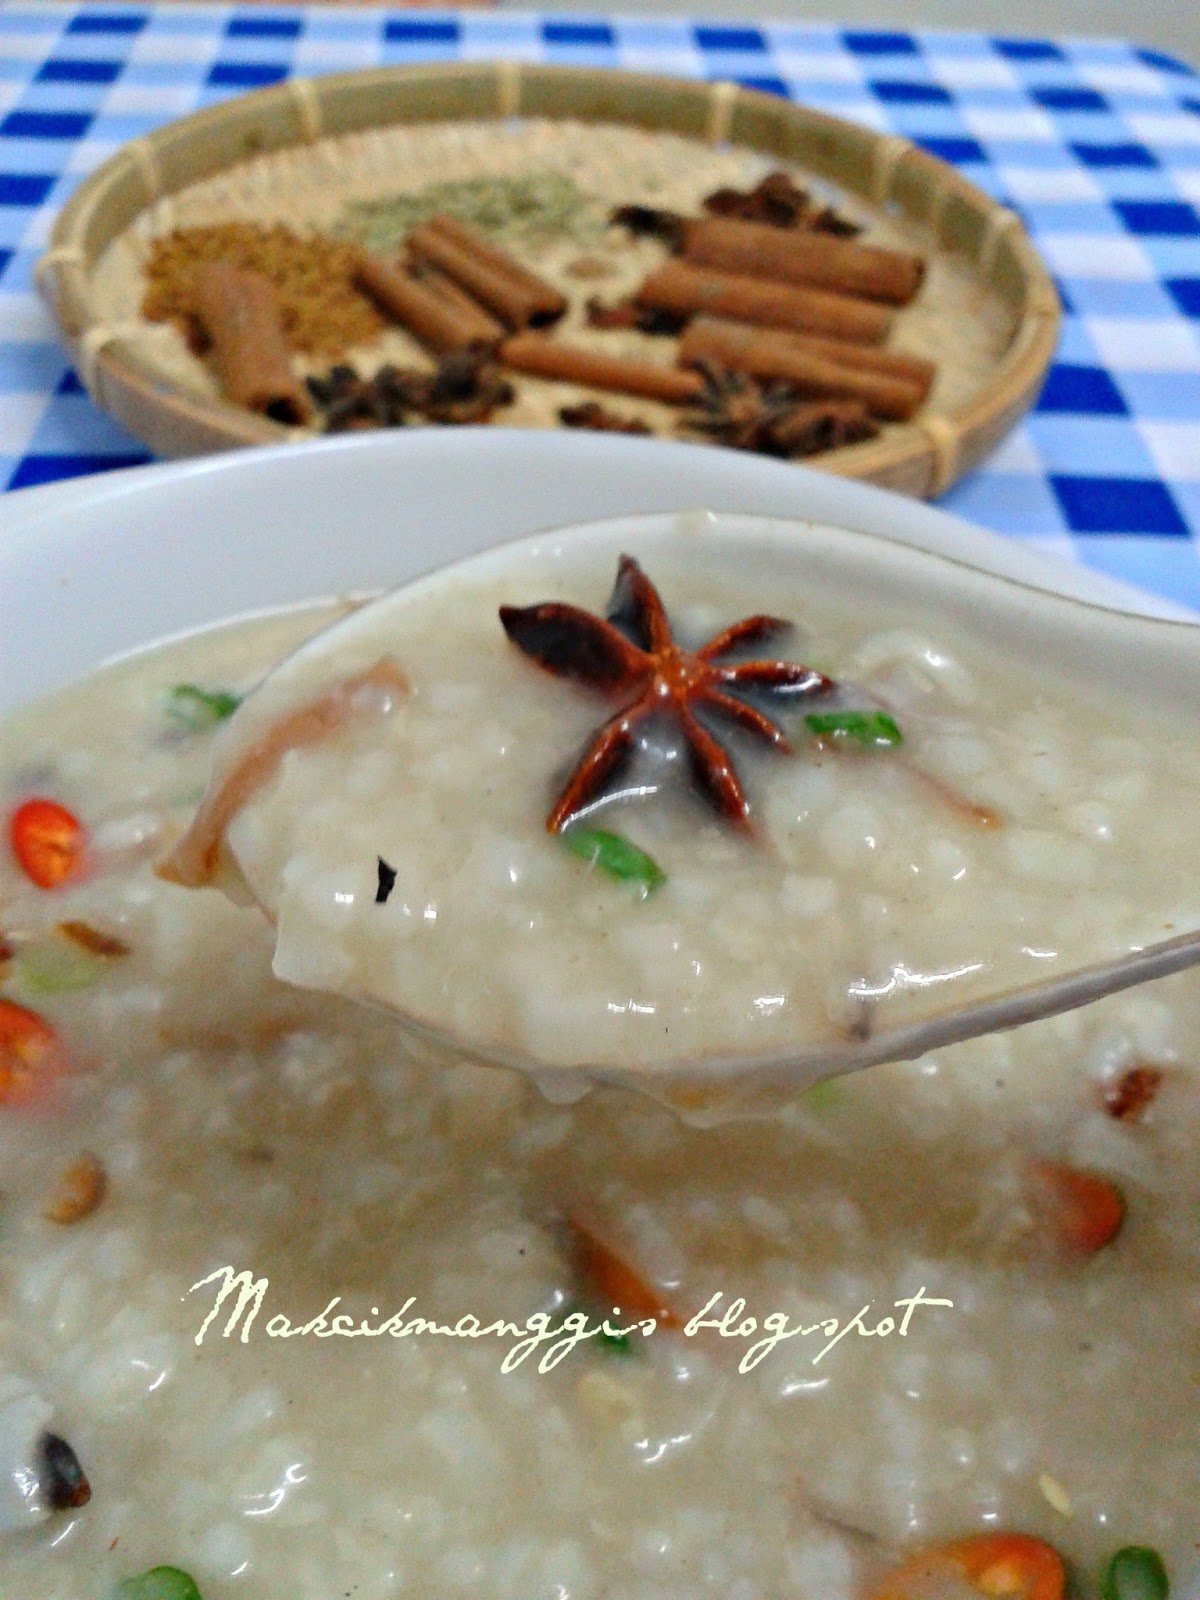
[37,60,1060,500]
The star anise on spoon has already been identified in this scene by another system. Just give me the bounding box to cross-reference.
[499,555,832,832]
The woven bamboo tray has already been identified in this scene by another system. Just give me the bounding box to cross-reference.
[37,63,1059,497]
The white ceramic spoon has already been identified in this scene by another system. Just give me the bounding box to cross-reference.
[162,511,1200,1114]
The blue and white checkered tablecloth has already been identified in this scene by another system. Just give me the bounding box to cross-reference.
[2,7,1200,606]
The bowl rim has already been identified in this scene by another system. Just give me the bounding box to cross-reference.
[3,429,1192,718]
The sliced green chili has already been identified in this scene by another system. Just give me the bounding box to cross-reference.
[115,1569,203,1600]
[12,937,102,995]
[804,709,902,748]
[558,1300,634,1356]
[1102,1548,1169,1600]
[800,1078,841,1111]
[165,684,242,732]
[559,826,665,895]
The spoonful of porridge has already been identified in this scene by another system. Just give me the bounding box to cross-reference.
[160,513,1200,1110]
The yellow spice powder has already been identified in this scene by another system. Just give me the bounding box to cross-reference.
[141,222,385,358]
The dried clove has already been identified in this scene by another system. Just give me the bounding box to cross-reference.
[306,352,514,432]
[609,204,689,247]
[703,171,862,236]
[585,297,688,337]
[559,401,652,435]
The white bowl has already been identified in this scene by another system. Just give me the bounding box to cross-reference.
[1,428,1190,718]
[4,429,1199,1599]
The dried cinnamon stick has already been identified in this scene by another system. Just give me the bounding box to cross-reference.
[681,217,925,306]
[429,216,568,316]
[431,216,568,324]
[410,263,507,342]
[635,259,891,345]
[409,215,568,329]
[756,326,935,394]
[192,261,312,425]
[353,250,499,353]
[500,333,704,404]
[679,318,925,421]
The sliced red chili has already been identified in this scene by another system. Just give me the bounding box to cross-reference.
[9,798,86,889]
[1032,1160,1126,1254]
[0,998,69,1105]
[566,1215,681,1329]
[871,1533,1065,1600]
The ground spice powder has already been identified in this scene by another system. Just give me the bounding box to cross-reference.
[141,222,384,358]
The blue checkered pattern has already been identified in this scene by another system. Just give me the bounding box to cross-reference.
[2,8,1199,608]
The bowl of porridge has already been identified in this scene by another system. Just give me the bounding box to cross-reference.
[0,432,1195,1600]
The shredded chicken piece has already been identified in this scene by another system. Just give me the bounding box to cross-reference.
[158,656,408,890]
[56,921,130,958]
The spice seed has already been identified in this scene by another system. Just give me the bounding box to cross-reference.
[44,1150,108,1225]
[39,1432,92,1511]
[1038,1472,1073,1517]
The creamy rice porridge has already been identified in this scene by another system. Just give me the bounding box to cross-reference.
[0,521,1196,1600]
[168,518,1200,1080]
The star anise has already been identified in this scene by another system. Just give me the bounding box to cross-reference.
[558,401,651,436]
[703,171,862,236]
[683,365,788,452]
[499,555,832,832]
[769,397,879,456]
[683,364,878,458]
